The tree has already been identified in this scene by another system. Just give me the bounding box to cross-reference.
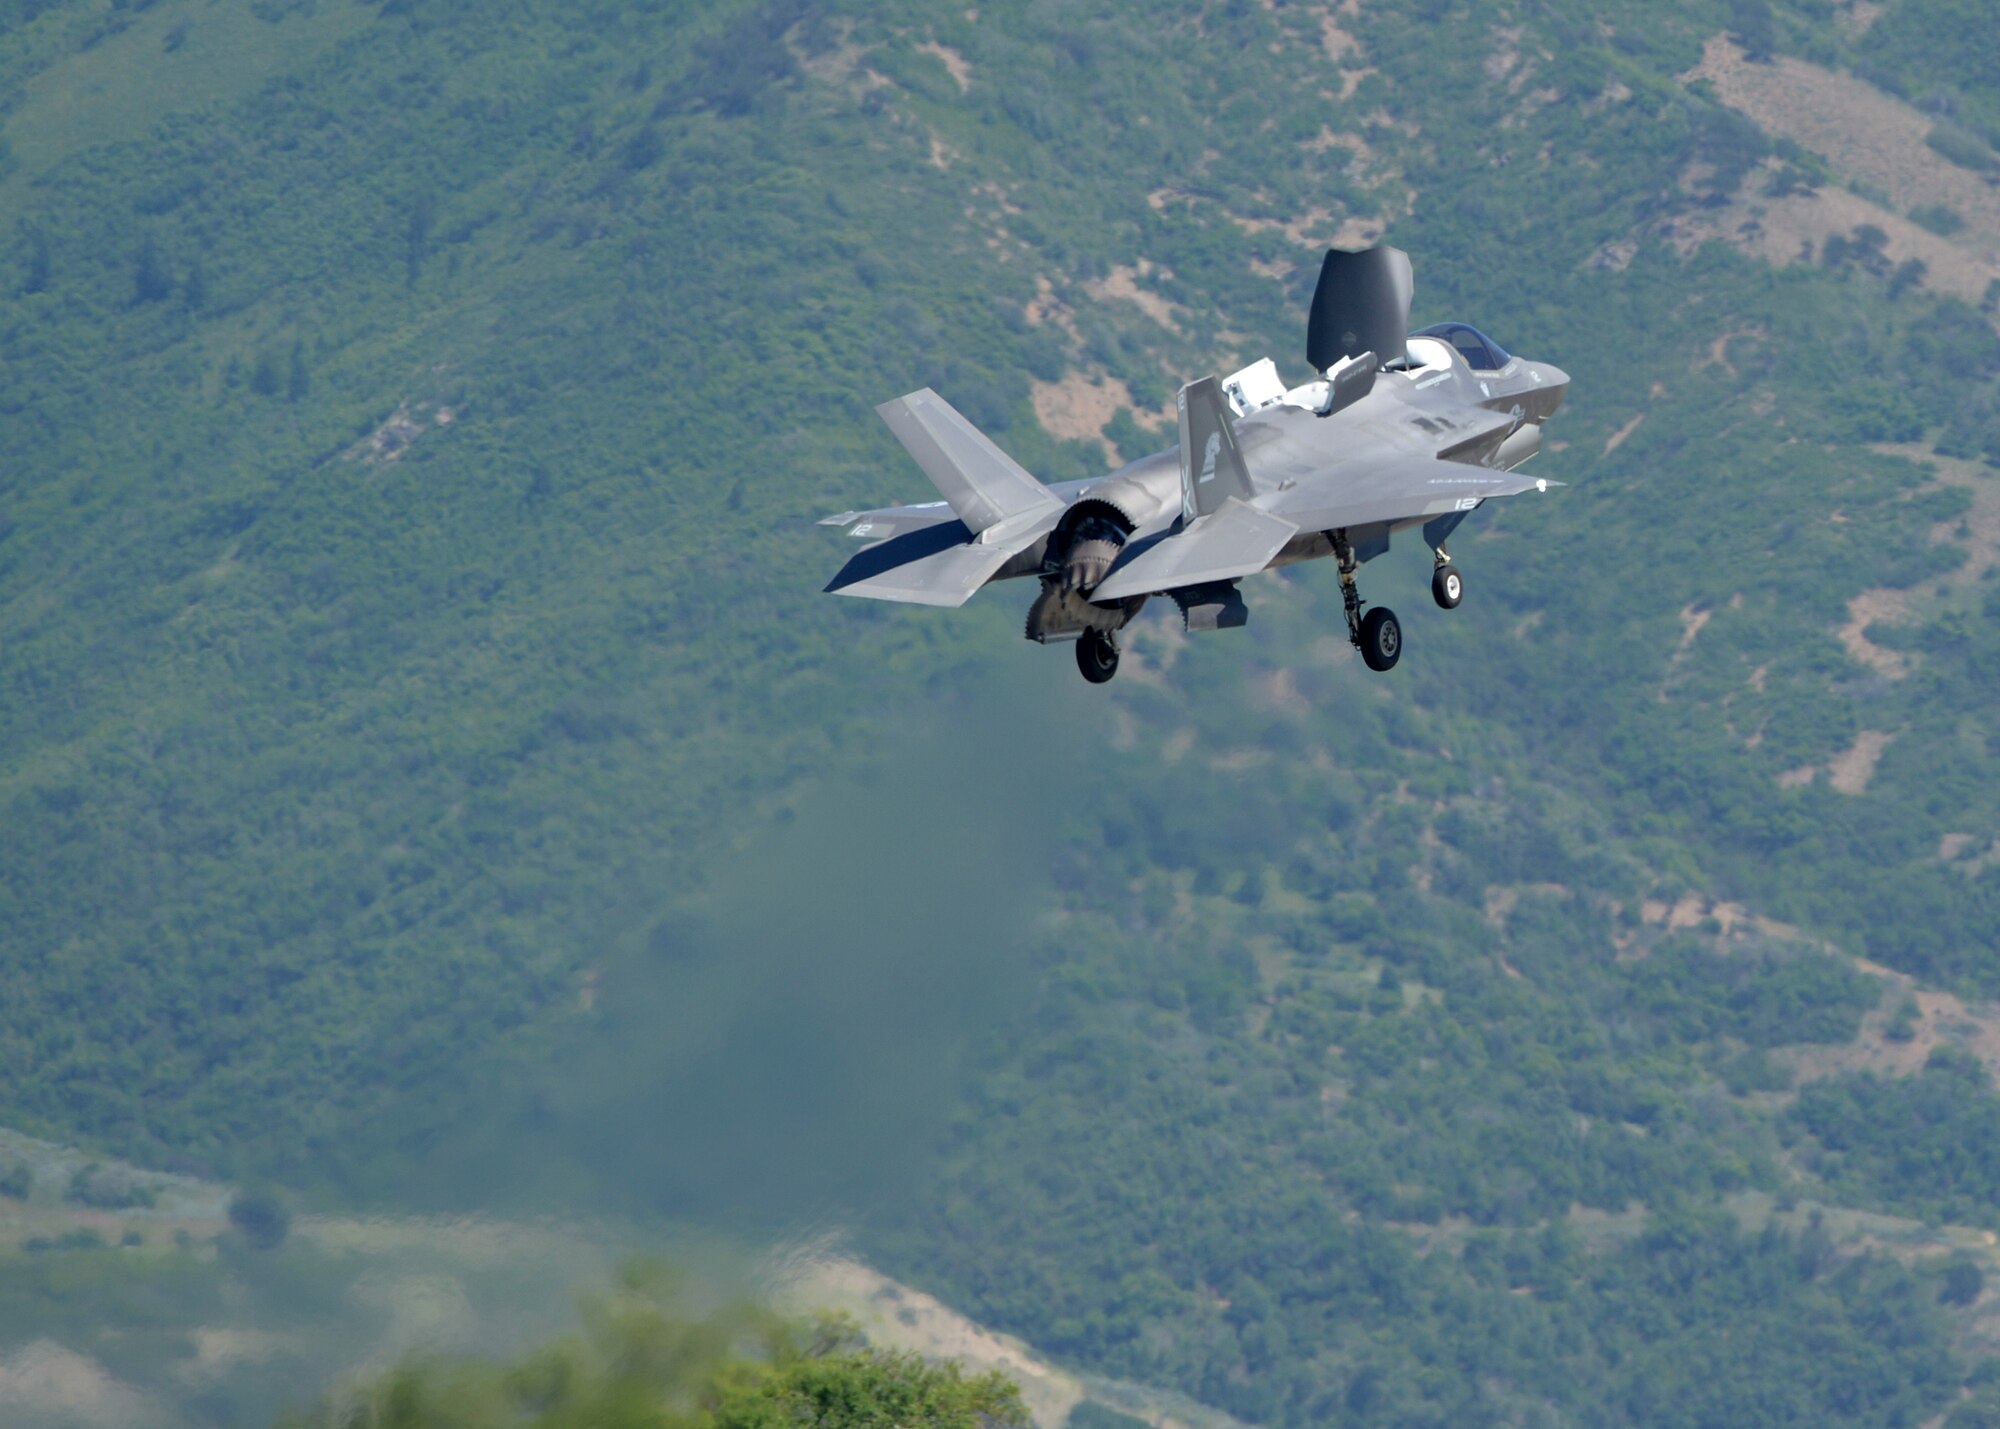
[1730,0,1776,63]
[132,237,173,305]
[276,1265,1027,1428]
[19,224,50,295]
[228,1184,291,1249]
[714,1350,1027,1429]
[1942,1258,1985,1307]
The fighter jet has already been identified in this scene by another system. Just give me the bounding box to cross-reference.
[819,244,1568,683]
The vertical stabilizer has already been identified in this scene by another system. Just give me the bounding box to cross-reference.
[876,389,1062,539]
[1177,375,1254,522]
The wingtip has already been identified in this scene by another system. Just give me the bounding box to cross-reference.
[874,387,938,420]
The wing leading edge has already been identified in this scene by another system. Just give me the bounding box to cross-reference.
[1263,456,1548,535]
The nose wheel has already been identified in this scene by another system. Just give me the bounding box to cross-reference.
[1431,562,1462,609]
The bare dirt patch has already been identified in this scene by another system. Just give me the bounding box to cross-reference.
[1784,963,2000,1090]
[1332,214,1389,247]
[1838,586,1914,678]
[1675,601,1712,653]
[1666,595,1739,690]
[1604,413,1645,454]
[916,40,971,91]
[1778,728,1895,793]
[1586,238,1638,272]
[1317,11,1360,63]
[1031,370,1138,463]
[1938,833,2000,877]
[1638,893,1794,939]
[1873,442,2000,585]
[1483,883,1573,929]
[798,27,893,95]
[1683,35,2000,275]
[1083,260,1182,332]
[1228,205,1345,249]
[1334,67,1376,100]
[1828,729,1893,793]
[1833,443,2000,676]
[1835,1,1885,37]
[1023,274,1087,348]
[1697,325,1765,376]
[1665,163,2000,306]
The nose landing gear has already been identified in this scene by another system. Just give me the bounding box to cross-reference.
[1431,556,1463,610]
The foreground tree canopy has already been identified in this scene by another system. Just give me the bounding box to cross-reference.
[276,1267,1026,1429]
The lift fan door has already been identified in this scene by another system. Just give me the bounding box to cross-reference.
[1306,244,1413,373]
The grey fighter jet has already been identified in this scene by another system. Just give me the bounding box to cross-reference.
[820,245,1568,682]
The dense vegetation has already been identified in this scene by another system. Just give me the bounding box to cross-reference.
[4,0,2000,1424]
[1791,1048,2000,1231]
[276,1270,1026,1429]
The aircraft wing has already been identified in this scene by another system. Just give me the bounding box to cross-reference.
[1092,499,1299,602]
[1263,455,1549,534]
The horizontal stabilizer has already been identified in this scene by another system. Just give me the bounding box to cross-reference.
[1093,498,1298,601]
[825,519,1038,607]
[877,389,1062,539]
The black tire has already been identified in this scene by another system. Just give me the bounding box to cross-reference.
[1358,606,1401,671]
[1076,628,1120,683]
[1431,564,1463,609]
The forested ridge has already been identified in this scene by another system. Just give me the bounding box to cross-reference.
[5,0,2000,1424]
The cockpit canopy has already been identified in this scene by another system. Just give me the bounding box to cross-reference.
[1412,322,1510,372]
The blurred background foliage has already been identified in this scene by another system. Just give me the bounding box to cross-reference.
[3,0,2000,1424]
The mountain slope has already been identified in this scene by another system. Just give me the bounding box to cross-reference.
[5,0,2000,1425]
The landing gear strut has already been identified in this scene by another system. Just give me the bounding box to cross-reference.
[1076,627,1120,684]
[1331,529,1401,672]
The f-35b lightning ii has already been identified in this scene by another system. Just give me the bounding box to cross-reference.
[820,244,1568,683]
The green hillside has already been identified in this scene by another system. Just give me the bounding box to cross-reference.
[5,0,2000,1424]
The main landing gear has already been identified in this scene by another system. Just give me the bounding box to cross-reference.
[1076,627,1120,684]
[1332,530,1402,672]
